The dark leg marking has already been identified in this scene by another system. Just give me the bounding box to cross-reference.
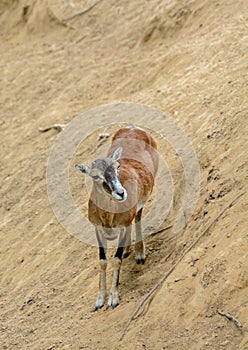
[135,208,145,264]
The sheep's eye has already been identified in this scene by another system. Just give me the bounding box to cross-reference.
[117,165,120,172]
[92,175,100,181]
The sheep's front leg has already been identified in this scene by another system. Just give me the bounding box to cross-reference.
[135,208,146,264]
[106,228,127,309]
[94,229,107,311]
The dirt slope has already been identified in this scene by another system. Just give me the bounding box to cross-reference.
[0,0,247,349]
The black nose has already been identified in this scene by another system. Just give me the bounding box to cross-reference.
[118,191,125,199]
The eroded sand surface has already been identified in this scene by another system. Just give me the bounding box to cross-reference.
[0,1,247,349]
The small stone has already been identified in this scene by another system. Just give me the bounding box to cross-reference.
[98,133,110,140]
[27,298,34,305]
[174,277,183,282]
[220,340,230,346]
[47,346,54,350]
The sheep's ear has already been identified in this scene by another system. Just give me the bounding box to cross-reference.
[111,147,122,162]
[75,164,91,175]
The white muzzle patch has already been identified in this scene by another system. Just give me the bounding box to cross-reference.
[112,187,127,202]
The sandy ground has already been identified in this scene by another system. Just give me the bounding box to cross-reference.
[0,0,247,349]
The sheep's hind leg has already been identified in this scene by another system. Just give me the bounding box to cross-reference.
[135,208,146,264]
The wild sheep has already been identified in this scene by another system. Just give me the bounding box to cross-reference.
[76,125,158,310]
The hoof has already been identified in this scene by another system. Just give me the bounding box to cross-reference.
[106,290,119,310]
[135,252,146,265]
[94,290,106,311]
[106,302,119,311]
[136,257,145,265]
[94,304,104,312]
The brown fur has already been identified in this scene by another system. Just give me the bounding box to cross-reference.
[88,126,158,229]
[77,125,158,310]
